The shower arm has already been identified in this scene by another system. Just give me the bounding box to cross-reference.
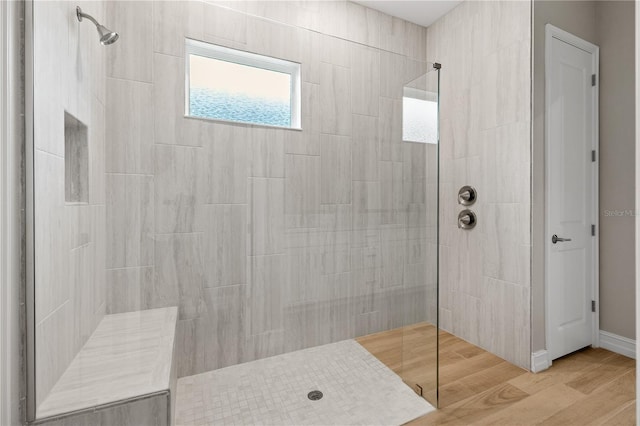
[76,7,100,27]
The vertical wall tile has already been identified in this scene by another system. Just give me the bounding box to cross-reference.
[380,238,405,288]
[176,318,206,377]
[203,285,245,370]
[380,52,405,99]
[106,78,154,174]
[248,178,284,256]
[89,98,106,205]
[429,0,532,369]
[154,233,206,321]
[71,243,95,349]
[203,3,248,44]
[283,301,330,353]
[379,14,406,55]
[320,232,351,275]
[380,161,403,225]
[378,97,403,162]
[320,204,353,232]
[155,145,202,233]
[320,63,352,136]
[154,1,204,57]
[352,181,380,230]
[202,204,247,287]
[203,124,248,204]
[248,255,284,335]
[482,121,530,204]
[285,245,323,305]
[320,134,351,204]
[404,22,428,61]
[106,174,154,268]
[34,152,68,323]
[480,279,530,366]
[285,155,320,228]
[351,243,381,317]
[106,266,154,314]
[106,1,153,82]
[351,46,380,117]
[91,206,107,315]
[345,2,380,48]
[483,205,530,286]
[243,330,285,363]
[285,83,321,155]
[299,29,322,84]
[320,34,351,68]
[352,115,379,181]
[480,41,530,129]
[246,15,299,62]
[403,142,426,204]
[35,302,74,404]
[250,128,285,178]
[154,53,206,147]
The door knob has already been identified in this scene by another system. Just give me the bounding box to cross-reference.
[551,234,572,244]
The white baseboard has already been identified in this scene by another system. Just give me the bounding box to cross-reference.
[531,350,551,373]
[599,330,636,359]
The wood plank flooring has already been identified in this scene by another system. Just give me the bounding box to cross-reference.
[356,323,636,425]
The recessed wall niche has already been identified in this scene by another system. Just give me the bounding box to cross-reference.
[64,111,89,203]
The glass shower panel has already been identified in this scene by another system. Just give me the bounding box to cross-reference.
[400,67,440,407]
[27,0,442,420]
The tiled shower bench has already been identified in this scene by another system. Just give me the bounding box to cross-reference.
[33,307,178,426]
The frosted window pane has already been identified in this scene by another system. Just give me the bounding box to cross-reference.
[189,54,292,127]
[403,96,438,144]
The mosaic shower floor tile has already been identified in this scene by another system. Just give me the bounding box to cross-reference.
[175,339,434,425]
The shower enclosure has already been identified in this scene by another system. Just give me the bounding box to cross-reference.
[25,1,441,422]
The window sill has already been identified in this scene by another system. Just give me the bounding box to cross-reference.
[184,114,303,132]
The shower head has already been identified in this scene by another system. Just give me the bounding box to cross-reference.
[76,6,119,46]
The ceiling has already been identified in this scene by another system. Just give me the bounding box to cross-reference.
[353,1,462,28]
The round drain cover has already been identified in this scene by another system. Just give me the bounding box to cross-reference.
[307,390,323,401]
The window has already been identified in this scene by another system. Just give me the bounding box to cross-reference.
[402,87,438,144]
[185,39,301,129]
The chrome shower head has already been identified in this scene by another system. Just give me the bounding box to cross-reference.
[76,6,119,46]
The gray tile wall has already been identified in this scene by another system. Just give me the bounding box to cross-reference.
[427,0,532,369]
[104,0,437,378]
[33,0,107,407]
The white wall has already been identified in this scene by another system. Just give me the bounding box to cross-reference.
[532,0,636,354]
[595,0,635,341]
[532,0,597,354]
[1,1,24,424]
[635,0,640,419]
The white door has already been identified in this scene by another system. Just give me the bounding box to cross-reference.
[545,25,599,361]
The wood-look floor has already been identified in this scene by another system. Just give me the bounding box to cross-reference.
[356,323,636,425]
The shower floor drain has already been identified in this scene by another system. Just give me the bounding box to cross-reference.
[307,390,323,401]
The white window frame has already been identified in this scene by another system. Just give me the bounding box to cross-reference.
[185,38,301,129]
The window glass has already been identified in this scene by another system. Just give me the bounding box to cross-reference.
[403,90,438,144]
[185,39,301,128]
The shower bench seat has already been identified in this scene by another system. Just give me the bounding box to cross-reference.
[35,307,178,425]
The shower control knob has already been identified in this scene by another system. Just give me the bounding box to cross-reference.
[458,209,477,230]
[458,186,477,206]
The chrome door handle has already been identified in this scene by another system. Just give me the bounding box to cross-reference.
[552,234,572,244]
